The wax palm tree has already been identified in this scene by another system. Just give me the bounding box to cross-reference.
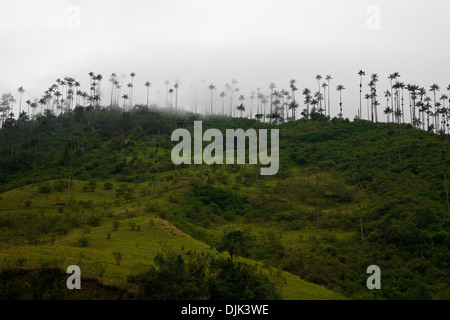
[269,83,276,122]
[410,85,419,126]
[31,101,37,116]
[220,91,226,115]
[358,70,365,119]
[94,74,103,107]
[75,90,82,107]
[430,84,440,132]
[236,103,245,118]
[314,92,324,114]
[129,72,135,106]
[261,96,268,123]
[392,82,401,123]
[289,101,299,121]
[174,82,180,114]
[418,87,427,129]
[17,87,25,115]
[54,91,62,112]
[303,88,311,120]
[208,84,215,116]
[447,85,450,106]
[336,85,345,119]
[249,91,255,119]
[364,93,371,121]
[281,89,290,120]
[384,90,391,122]
[88,72,95,97]
[368,74,379,123]
[122,94,129,110]
[127,83,133,111]
[316,75,322,111]
[289,79,298,119]
[25,99,31,116]
[326,75,332,116]
[238,94,245,117]
[82,92,89,108]
[390,72,401,119]
[322,83,328,117]
[310,98,318,116]
[440,94,449,133]
[110,73,117,108]
[164,80,170,110]
[144,81,151,109]
[398,82,406,124]
[168,88,174,115]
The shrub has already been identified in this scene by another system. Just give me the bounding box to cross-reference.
[15,256,27,267]
[113,250,122,266]
[104,182,114,190]
[38,185,51,194]
[87,215,101,227]
[88,179,97,192]
[54,180,65,192]
[25,200,32,207]
[74,237,89,247]
[113,220,120,231]
[82,226,91,235]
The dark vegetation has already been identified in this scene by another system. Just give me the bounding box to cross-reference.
[128,251,281,300]
[0,268,130,300]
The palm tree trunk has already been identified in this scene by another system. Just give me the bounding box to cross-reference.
[316,170,320,241]
[443,150,450,218]
[360,77,363,119]
[357,155,364,240]
[66,156,72,206]
[175,88,178,114]
[269,89,273,123]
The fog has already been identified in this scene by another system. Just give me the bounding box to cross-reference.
[1,0,449,119]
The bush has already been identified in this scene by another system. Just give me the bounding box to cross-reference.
[128,253,281,300]
[25,200,32,207]
[113,250,122,266]
[87,215,101,227]
[74,237,89,247]
[104,182,114,190]
[15,256,27,267]
[38,185,51,194]
[54,180,66,192]
[113,220,120,231]
[88,179,97,192]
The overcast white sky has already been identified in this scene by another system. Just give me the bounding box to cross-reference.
[1,0,449,119]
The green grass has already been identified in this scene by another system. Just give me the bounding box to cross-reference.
[0,181,343,300]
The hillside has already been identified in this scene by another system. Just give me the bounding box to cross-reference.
[0,107,449,299]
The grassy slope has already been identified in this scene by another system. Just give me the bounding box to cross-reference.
[0,180,343,300]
